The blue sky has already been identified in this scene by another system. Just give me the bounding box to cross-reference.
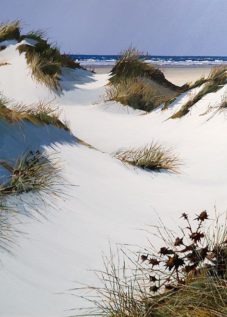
[1,0,227,55]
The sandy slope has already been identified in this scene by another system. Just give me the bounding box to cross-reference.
[0,43,227,317]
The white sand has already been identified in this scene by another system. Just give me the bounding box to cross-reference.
[161,67,211,86]
[0,43,226,317]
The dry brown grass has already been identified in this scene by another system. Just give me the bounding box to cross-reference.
[0,150,61,195]
[110,48,183,92]
[115,143,180,173]
[171,66,227,119]
[107,78,172,112]
[15,25,80,90]
[17,44,62,91]
[108,48,185,112]
[0,96,69,130]
[0,20,21,42]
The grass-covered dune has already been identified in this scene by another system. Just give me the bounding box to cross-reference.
[0,21,81,91]
[110,49,183,91]
[107,48,188,112]
[108,49,227,117]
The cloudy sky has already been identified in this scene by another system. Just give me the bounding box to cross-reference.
[1,0,227,55]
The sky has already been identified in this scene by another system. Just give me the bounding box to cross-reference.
[0,0,227,55]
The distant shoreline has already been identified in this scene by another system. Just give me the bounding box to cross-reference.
[90,65,212,86]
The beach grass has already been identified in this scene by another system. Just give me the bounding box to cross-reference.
[107,48,186,111]
[115,143,180,173]
[0,150,60,195]
[17,43,62,91]
[0,96,69,130]
[107,78,172,112]
[0,20,81,90]
[110,48,184,90]
[0,20,21,42]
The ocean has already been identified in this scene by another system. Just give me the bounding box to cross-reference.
[70,55,227,67]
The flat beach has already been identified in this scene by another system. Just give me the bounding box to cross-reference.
[93,65,212,86]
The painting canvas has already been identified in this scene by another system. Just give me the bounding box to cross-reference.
[0,1,226,316]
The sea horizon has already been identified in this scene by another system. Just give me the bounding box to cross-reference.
[71,54,227,67]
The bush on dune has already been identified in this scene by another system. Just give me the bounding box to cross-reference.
[115,143,180,173]
[79,212,227,317]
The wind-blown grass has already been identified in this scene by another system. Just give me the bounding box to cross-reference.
[0,150,60,195]
[171,66,227,119]
[17,43,62,91]
[110,48,184,91]
[107,78,171,112]
[115,143,180,173]
[0,20,21,42]
[17,41,81,90]
[0,21,77,90]
[189,76,208,90]
[0,96,69,130]
[108,48,186,112]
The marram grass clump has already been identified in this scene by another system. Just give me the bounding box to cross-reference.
[110,48,183,91]
[17,29,81,91]
[106,78,172,112]
[0,20,20,42]
[17,43,62,91]
[115,143,180,173]
[77,211,227,317]
[108,48,186,112]
[0,21,80,91]
[0,96,69,131]
[0,150,60,195]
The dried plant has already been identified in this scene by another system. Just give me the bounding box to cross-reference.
[0,150,61,195]
[108,48,186,112]
[171,66,227,118]
[110,48,183,92]
[74,212,227,317]
[115,143,181,173]
[0,20,21,42]
[106,78,172,112]
[0,96,69,130]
